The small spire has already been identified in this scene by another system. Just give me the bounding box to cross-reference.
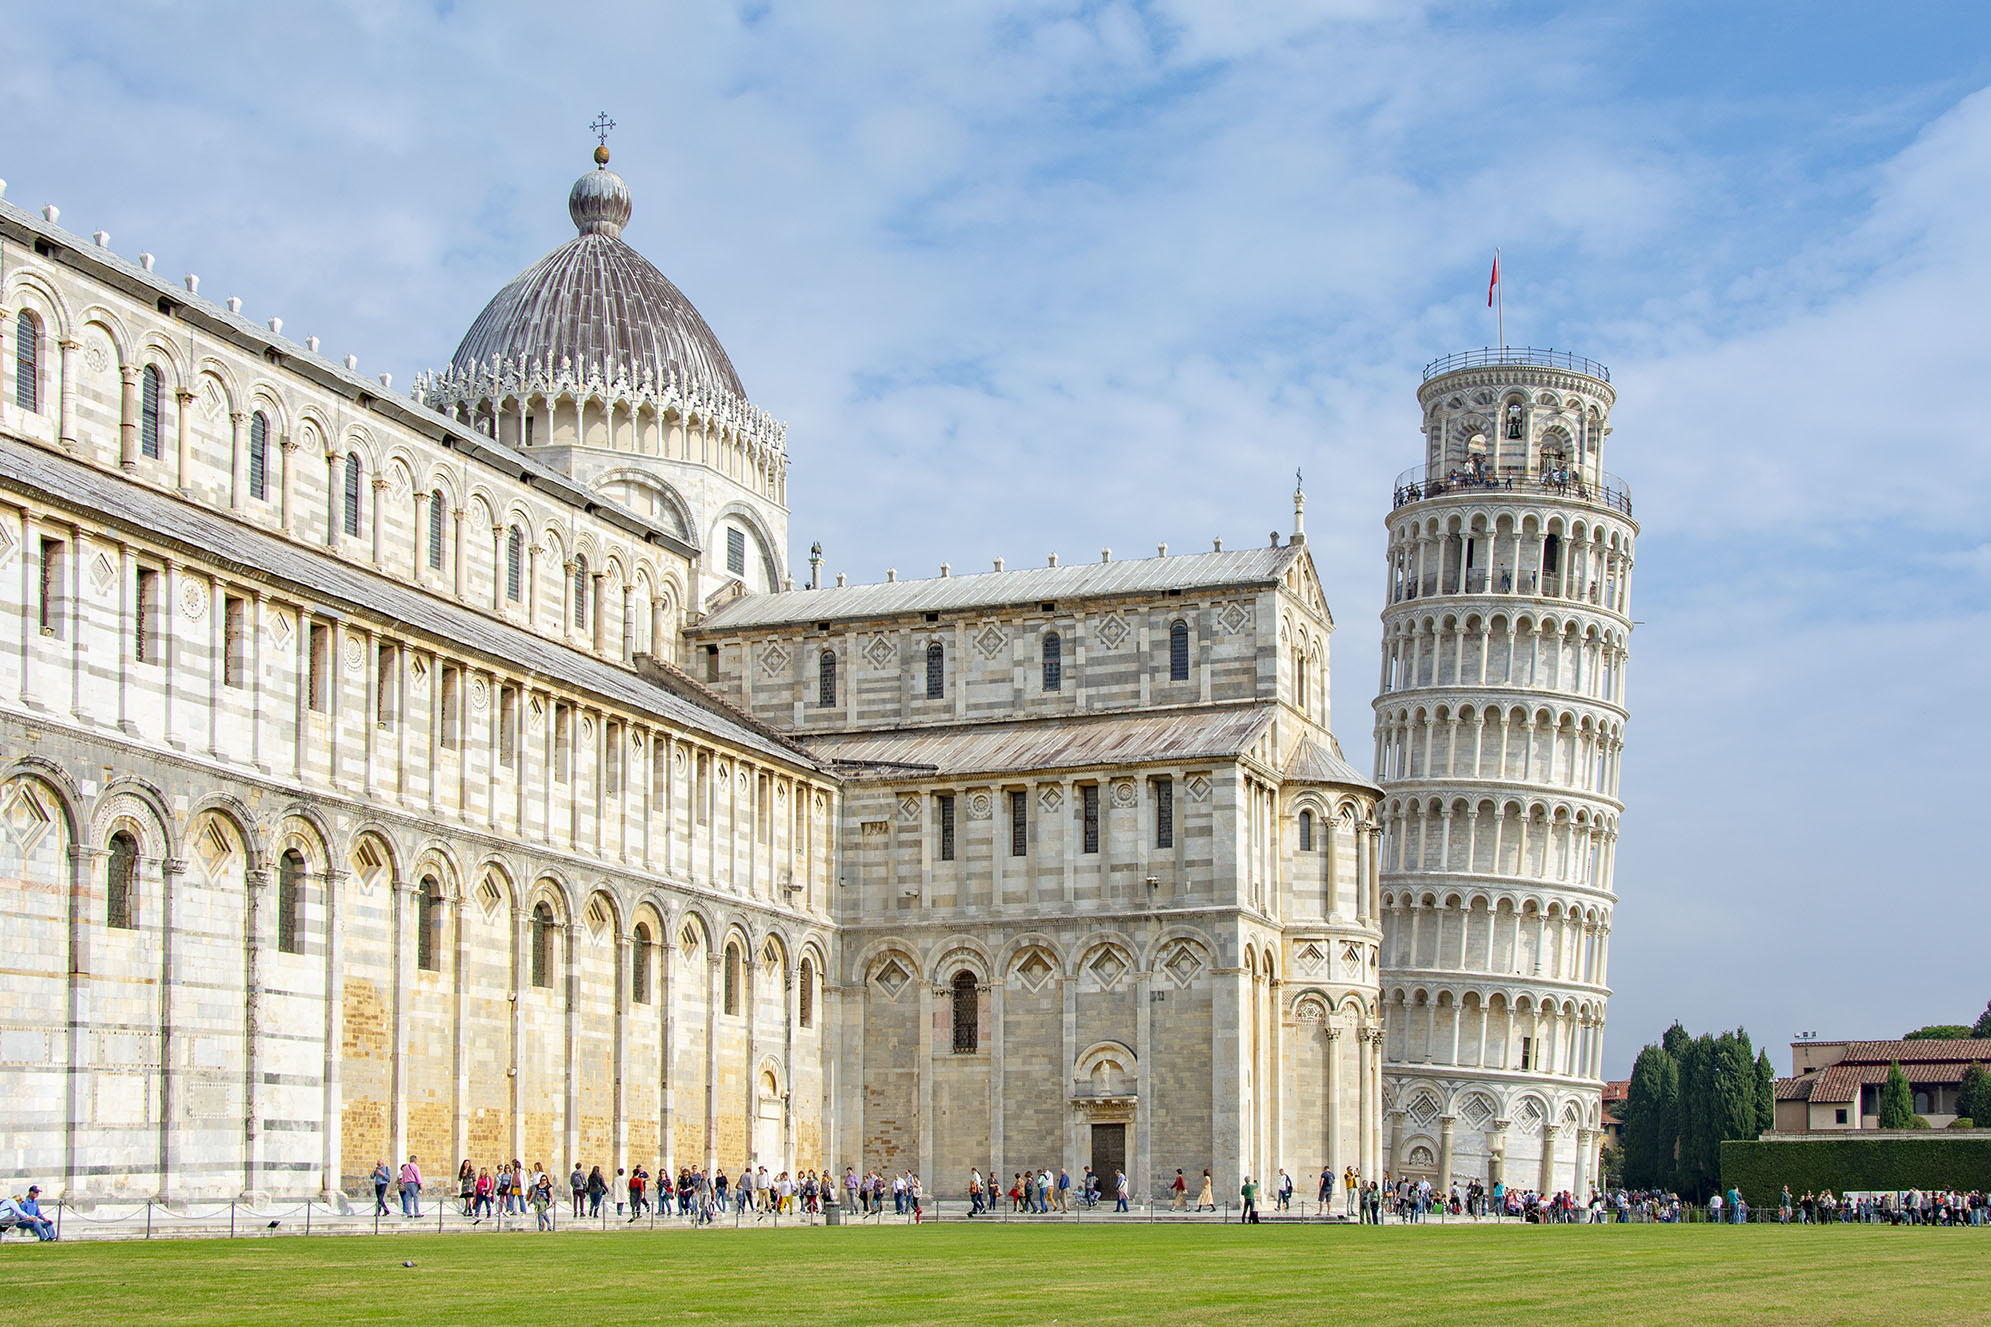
[1291,467,1307,544]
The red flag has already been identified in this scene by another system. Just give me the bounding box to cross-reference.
[1488,251,1500,307]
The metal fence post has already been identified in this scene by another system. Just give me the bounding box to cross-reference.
[229,1199,236,1239]
[144,1201,150,1240]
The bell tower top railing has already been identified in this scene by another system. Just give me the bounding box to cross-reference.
[1422,347,1611,383]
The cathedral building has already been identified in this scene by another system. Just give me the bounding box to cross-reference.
[0,144,1620,1206]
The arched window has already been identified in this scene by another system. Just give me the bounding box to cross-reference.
[798,958,815,1029]
[248,411,269,500]
[818,649,836,707]
[951,970,979,1053]
[106,830,138,930]
[723,941,742,1015]
[531,902,556,988]
[14,310,39,412]
[1169,619,1189,681]
[505,526,524,602]
[1299,809,1314,852]
[277,848,306,954]
[343,454,362,536]
[139,365,163,459]
[1042,632,1062,691]
[427,490,445,570]
[632,922,652,1004]
[572,554,589,629]
[925,642,944,699]
[416,875,443,971]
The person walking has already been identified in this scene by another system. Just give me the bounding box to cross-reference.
[586,1165,607,1217]
[371,1160,393,1216]
[1195,1169,1216,1212]
[459,1160,477,1216]
[1115,1170,1130,1213]
[1171,1169,1188,1211]
[398,1155,423,1218]
[570,1164,586,1218]
[1277,1169,1293,1211]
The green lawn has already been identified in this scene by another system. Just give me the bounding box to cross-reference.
[6,1223,1987,1325]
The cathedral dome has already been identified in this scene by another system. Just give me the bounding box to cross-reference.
[449,155,746,400]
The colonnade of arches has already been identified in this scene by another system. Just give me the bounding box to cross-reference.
[1374,701,1625,799]
[1378,888,1609,987]
[0,762,829,1199]
[1381,985,1607,1082]
[1386,507,1632,613]
[1,274,691,671]
[443,376,786,509]
[1378,609,1628,704]
[1380,794,1617,891]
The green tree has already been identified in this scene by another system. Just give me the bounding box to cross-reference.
[1973,1002,1991,1039]
[1904,1024,1971,1041]
[1675,1033,1718,1196]
[1957,1062,1991,1125]
[1622,1041,1679,1189]
[1876,1062,1915,1129]
[1661,1021,1692,1059]
[1754,1048,1777,1135]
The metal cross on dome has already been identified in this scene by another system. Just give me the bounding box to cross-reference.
[590,112,615,148]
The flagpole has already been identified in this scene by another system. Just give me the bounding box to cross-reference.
[1496,246,1504,349]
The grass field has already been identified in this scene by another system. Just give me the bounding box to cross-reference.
[6,1223,1987,1325]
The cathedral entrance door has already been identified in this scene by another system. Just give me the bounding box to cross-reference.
[1091,1123,1126,1191]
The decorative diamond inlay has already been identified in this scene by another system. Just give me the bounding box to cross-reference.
[1460,1095,1494,1127]
[1160,941,1203,988]
[1094,614,1128,649]
[1407,1091,1440,1126]
[89,552,116,598]
[974,624,1005,659]
[897,795,920,823]
[864,635,896,669]
[1216,603,1251,635]
[1,783,54,852]
[1038,785,1062,813]
[760,641,789,677]
[1014,951,1055,993]
[268,611,293,650]
[1297,942,1326,973]
[1186,775,1212,803]
[873,959,911,998]
[1087,947,1128,989]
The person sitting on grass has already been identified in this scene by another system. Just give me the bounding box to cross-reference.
[2,1188,56,1241]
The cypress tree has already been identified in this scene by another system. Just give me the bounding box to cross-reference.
[1754,1048,1777,1135]
[1957,1062,1990,1125]
[1877,1062,1915,1129]
[1675,1033,1717,1196]
[1623,1042,1679,1189]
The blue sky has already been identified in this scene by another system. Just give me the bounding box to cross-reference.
[6,1,1989,1074]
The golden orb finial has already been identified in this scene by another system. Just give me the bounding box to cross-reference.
[594,143,611,166]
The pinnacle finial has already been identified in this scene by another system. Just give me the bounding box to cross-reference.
[590,111,616,166]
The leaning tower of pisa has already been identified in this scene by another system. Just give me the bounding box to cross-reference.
[1370,348,1635,1199]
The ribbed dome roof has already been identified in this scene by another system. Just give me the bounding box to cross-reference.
[450,163,746,400]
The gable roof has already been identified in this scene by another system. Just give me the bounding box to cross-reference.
[0,438,819,772]
[800,704,1277,780]
[693,545,1308,632]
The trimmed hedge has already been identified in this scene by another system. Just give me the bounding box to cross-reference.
[1721,1135,1991,1205]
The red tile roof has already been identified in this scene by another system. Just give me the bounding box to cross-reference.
[1775,1076,1815,1102]
[1838,1039,1991,1064]
[1804,1061,1969,1105]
